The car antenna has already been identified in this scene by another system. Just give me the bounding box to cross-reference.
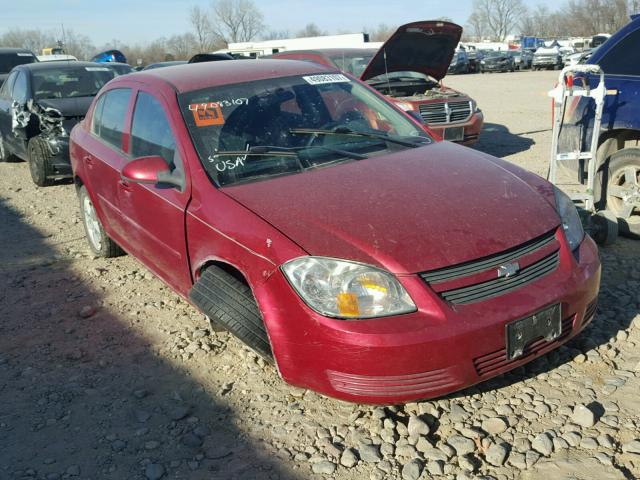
[383,48,391,94]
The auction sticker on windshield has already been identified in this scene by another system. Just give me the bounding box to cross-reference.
[189,102,225,127]
[303,74,350,85]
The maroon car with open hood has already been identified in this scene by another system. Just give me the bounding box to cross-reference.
[270,21,484,145]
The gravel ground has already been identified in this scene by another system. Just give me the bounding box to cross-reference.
[1,70,640,480]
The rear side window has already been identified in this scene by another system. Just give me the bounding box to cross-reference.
[130,92,178,168]
[598,29,640,76]
[12,72,28,103]
[93,88,131,149]
[0,71,16,98]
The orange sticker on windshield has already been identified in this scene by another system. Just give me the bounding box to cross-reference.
[189,103,225,127]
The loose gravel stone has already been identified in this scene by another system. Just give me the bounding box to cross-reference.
[482,417,509,435]
[359,444,383,463]
[312,460,336,475]
[401,459,423,480]
[340,448,358,468]
[532,433,553,456]
[485,442,509,466]
[447,435,476,456]
[407,415,430,437]
[145,463,165,480]
[571,404,597,428]
[622,440,640,454]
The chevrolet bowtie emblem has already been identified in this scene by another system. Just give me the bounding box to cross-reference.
[497,262,520,278]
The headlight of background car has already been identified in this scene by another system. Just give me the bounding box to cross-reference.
[282,257,416,319]
[553,186,584,250]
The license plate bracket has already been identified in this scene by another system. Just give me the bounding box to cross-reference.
[444,126,464,141]
[506,304,562,360]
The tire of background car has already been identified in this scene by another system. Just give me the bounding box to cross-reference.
[590,210,619,245]
[189,266,273,362]
[594,148,640,238]
[27,136,54,186]
[78,185,123,257]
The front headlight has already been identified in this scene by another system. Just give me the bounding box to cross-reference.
[553,187,584,250]
[480,60,486,64]
[394,101,414,111]
[282,257,417,319]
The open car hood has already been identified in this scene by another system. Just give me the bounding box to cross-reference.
[360,21,463,82]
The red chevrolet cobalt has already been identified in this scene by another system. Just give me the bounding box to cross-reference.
[70,60,600,404]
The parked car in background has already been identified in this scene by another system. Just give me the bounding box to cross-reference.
[101,62,134,76]
[447,49,470,74]
[479,50,515,73]
[91,49,127,64]
[465,45,483,73]
[532,47,563,70]
[269,21,484,145]
[560,15,640,236]
[564,48,598,67]
[507,50,532,70]
[0,62,114,185]
[188,53,234,63]
[0,48,37,86]
[70,60,600,404]
[142,61,188,70]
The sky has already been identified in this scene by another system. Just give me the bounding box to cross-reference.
[1,0,560,46]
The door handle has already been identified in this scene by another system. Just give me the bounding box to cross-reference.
[118,179,133,192]
[84,156,94,168]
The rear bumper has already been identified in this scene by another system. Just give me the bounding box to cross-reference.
[257,232,601,404]
[428,110,484,146]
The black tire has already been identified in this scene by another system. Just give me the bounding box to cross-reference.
[27,137,54,187]
[595,148,640,238]
[591,210,619,245]
[78,185,122,257]
[189,266,273,361]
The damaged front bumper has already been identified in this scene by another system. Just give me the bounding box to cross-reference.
[43,136,73,178]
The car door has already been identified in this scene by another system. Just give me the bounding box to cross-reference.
[0,71,17,151]
[83,87,133,240]
[117,89,192,292]
[6,70,30,157]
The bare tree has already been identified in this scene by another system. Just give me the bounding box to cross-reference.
[469,0,526,41]
[261,29,291,40]
[465,12,486,40]
[562,0,629,36]
[211,0,264,44]
[166,33,198,59]
[295,23,326,38]
[365,24,397,42]
[190,6,215,52]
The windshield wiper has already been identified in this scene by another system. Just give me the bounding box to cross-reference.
[213,145,367,161]
[290,127,428,148]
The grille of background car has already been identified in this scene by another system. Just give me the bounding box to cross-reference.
[420,230,560,305]
[419,101,472,124]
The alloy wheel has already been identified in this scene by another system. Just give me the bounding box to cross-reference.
[607,165,640,219]
[83,195,102,251]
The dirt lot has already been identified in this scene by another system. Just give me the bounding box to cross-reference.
[1,70,639,480]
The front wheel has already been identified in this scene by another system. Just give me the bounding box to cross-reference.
[595,148,640,238]
[78,185,123,257]
[28,137,54,187]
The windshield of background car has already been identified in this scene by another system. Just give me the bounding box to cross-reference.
[0,52,36,73]
[485,51,504,58]
[327,52,374,77]
[178,73,431,187]
[32,66,115,100]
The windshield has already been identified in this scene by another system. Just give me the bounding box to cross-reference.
[179,73,431,187]
[484,51,505,58]
[327,52,374,77]
[0,52,36,73]
[33,66,115,100]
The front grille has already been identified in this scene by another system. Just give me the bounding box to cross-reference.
[419,101,472,125]
[327,367,459,397]
[420,230,559,305]
[473,315,574,377]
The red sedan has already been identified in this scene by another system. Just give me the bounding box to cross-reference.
[70,59,600,404]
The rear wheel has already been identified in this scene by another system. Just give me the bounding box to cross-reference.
[189,266,273,361]
[78,185,123,257]
[27,137,54,187]
[595,148,640,238]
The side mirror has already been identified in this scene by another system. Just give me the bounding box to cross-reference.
[121,155,184,190]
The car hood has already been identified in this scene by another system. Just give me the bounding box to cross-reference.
[36,97,93,118]
[360,21,462,82]
[223,142,560,274]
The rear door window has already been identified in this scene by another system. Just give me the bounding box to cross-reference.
[94,88,131,150]
[12,71,28,103]
[0,71,17,98]
[597,30,640,76]
[130,91,179,169]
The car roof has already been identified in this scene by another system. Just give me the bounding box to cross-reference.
[0,47,34,54]
[119,59,338,93]
[16,61,108,72]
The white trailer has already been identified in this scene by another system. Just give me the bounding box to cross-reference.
[215,33,378,58]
